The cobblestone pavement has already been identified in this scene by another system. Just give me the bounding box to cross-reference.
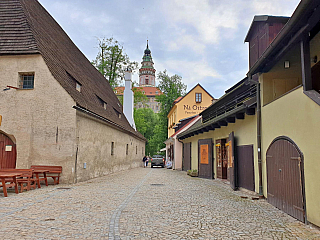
[0,167,319,240]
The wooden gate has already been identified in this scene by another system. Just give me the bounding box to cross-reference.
[0,132,17,169]
[237,145,254,191]
[216,139,227,179]
[198,139,213,179]
[183,142,191,171]
[266,137,305,222]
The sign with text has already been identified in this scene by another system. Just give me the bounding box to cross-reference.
[200,144,209,164]
[184,104,208,115]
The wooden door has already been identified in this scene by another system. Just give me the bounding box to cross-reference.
[183,142,191,171]
[198,139,213,179]
[0,133,17,169]
[237,145,255,191]
[216,139,227,179]
[227,132,237,190]
[266,138,305,222]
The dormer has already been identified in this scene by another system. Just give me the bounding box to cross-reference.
[245,15,289,69]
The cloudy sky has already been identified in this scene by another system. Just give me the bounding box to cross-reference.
[38,0,301,99]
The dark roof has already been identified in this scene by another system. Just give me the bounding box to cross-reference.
[244,15,289,42]
[0,1,39,55]
[0,0,145,141]
[248,0,320,76]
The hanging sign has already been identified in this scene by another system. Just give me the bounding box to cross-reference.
[200,144,209,164]
[5,145,12,152]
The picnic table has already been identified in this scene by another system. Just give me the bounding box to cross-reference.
[0,172,21,197]
[32,169,49,188]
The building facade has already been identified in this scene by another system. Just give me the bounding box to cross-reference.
[167,84,215,137]
[115,41,162,113]
[0,0,146,184]
[177,0,320,228]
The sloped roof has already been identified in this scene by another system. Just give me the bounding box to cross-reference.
[115,86,162,96]
[170,115,200,138]
[0,0,145,140]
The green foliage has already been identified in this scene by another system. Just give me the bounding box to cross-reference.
[132,83,148,107]
[134,108,158,156]
[150,70,187,152]
[92,37,138,89]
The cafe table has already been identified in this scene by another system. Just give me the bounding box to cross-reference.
[0,172,21,197]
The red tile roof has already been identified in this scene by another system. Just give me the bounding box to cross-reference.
[115,86,162,96]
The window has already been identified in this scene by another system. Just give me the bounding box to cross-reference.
[195,93,202,103]
[97,96,107,109]
[76,82,81,92]
[136,146,137,154]
[103,102,107,109]
[111,142,114,155]
[156,91,158,94]
[126,144,128,155]
[113,108,121,118]
[19,73,34,89]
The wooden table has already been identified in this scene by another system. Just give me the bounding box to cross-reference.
[0,172,21,197]
[32,170,49,188]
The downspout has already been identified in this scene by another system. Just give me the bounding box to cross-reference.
[256,78,263,197]
[248,75,263,197]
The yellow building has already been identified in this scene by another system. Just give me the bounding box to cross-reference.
[167,84,215,137]
[178,0,320,228]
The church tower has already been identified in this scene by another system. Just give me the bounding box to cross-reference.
[139,40,156,86]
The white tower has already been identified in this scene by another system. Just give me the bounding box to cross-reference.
[123,68,136,130]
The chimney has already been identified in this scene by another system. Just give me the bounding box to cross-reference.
[123,68,136,130]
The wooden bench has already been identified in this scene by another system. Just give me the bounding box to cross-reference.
[0,169,36,193]
[30,165,62,185]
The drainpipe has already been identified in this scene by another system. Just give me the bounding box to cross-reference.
[248,75,263,197]
[256,77,263,197]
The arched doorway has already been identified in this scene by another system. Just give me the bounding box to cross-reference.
[266,137,305,222]
[0,132,17,169]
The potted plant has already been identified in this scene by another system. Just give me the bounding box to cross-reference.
[187,170,191,175]
[189,169,198,177]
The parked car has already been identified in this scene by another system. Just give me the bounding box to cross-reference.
[150,155,165,168]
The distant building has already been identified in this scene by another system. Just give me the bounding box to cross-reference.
[167,84,216,137]
[115,41,162,113]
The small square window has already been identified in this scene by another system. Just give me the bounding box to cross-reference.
[195,93,202,103]
[76,82,81,92]
[103,102,107,109]
[19,73,34,89]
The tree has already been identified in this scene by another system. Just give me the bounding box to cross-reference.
[151,70,187,152]
[134,108,158,156]
[92,37,138,89]
[116,82,148,107]
[156,70,187,116]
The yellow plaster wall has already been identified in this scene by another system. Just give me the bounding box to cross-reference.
[262,45,302,105]
[260,85,320,227]
[168,85,213,137]
[182,114,258,190]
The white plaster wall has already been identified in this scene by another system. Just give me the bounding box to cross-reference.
[0,55,77,183]
[75,112,145,182]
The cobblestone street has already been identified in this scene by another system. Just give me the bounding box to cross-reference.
[0,167,319,240]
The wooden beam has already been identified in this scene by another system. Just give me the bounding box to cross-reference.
[236,112,245,120]
[218,120,228,127]
[246,108,256,115]
[301,37,312,91]
[226,117,236,123]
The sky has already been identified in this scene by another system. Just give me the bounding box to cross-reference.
[38,0,301,99]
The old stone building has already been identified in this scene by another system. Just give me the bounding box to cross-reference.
[0,0,146,183]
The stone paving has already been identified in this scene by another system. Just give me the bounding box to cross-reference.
[0,167,319,239]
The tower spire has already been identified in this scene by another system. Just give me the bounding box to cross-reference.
[147,39,149,49]
[139,40,156,86]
